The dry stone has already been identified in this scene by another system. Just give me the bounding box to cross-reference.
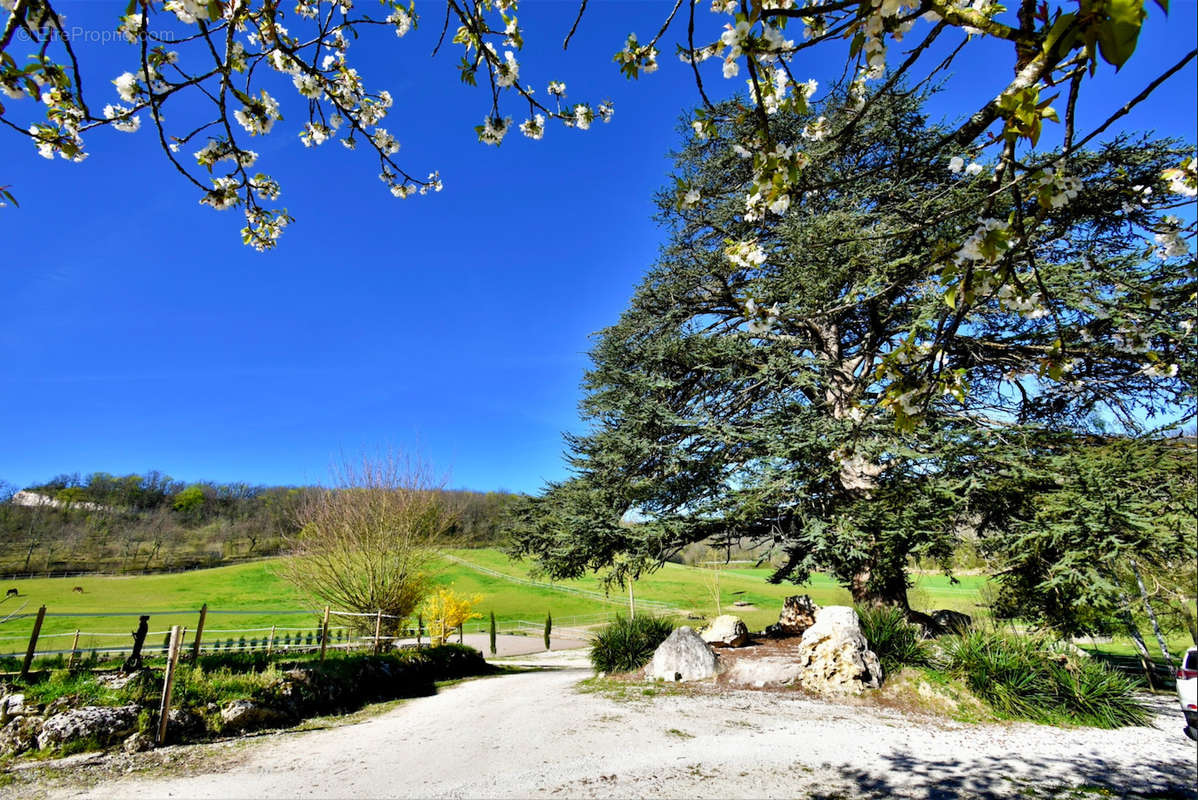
[769,595,819,636]
[38,705,139,750]
[220,699,289,732]
[794,606,882,692]
[646,626,719,682]
[123,731,156,753]
[701,615,751,647]
[0,715,43,756]
[725,657,804,688]
[0,693,27,724]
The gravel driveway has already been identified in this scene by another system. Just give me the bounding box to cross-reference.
[28,665,1198,800]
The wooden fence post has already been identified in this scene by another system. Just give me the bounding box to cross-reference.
[267,625,277,656]
[156,626,183,746]
[457,623,463,644]
[416,614,422,647]
[319,607,331,662]
[20,605,47,679]
[191,604,207,662]
[373,610,383,655]
[66,630,81,670]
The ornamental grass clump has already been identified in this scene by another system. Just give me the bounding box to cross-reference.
[936,631,1149,728]
[857,605,933,676]
[589,615,675,674]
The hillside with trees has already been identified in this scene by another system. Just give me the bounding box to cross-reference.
[0,471,523,577]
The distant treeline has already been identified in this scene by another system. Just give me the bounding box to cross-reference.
[0,471,524,577]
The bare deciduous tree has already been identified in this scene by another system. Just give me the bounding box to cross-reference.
[280,452,455,634]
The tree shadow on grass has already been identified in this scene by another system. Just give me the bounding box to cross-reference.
[805,747,1197,800]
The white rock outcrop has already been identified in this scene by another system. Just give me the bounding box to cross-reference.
[793,606,883,692]
[37,705,140,750]
[646,626,720,682]
[769,595,820,636]
[701,615,751,647]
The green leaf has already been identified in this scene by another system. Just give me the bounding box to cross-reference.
[945,284,959,310]
[1096,0,1146,69]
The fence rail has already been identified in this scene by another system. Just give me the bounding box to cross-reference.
[0,602,451,671]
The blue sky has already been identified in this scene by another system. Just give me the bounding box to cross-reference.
[1,1,1195,494]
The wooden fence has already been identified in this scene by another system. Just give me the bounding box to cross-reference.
[0,604,445,676]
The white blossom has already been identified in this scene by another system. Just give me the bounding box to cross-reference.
[478,115,511,145]
[371,128,400,155]
[1162,158,1197,197]
[725,240,767,269]
[387,7,412,36]
[519,114,545,140]
[496,51,519,88]
[103,104,141,133]
[113,72,139,103]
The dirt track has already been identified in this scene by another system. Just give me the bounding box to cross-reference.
[28,659,1197,800]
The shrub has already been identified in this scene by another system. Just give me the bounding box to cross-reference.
[589,615,675,674]
[936,631,1149,728]
[857,605,933,676]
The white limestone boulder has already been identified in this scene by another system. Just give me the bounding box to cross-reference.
[701,615,751,647]
[646,626,719,682]
[794,606,883,692]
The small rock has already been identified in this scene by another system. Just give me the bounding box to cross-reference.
[166,708,204,742]
[0,715,44,756]
[45,696,73,716]
[700,615,751,648]
[96,671,139,690]
[930,609,973,636]
[774,595,820,636]
[0,693,26,722]
[122,731,156,753]
[646,627,719,682]
[219,700,289,733]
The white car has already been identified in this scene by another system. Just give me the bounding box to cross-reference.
[1178,645,1198,741]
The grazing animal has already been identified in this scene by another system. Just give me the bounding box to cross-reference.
[72,586,84,594]
[4,588,16,598]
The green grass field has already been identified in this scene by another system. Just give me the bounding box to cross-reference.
[0,550,1187,665]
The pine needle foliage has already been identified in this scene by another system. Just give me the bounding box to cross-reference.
[511,86,1194,612]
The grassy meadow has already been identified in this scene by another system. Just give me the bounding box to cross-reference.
[0,549,1185,664]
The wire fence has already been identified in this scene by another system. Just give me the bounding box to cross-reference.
[0,601,624,666]
[0,604,451,666]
